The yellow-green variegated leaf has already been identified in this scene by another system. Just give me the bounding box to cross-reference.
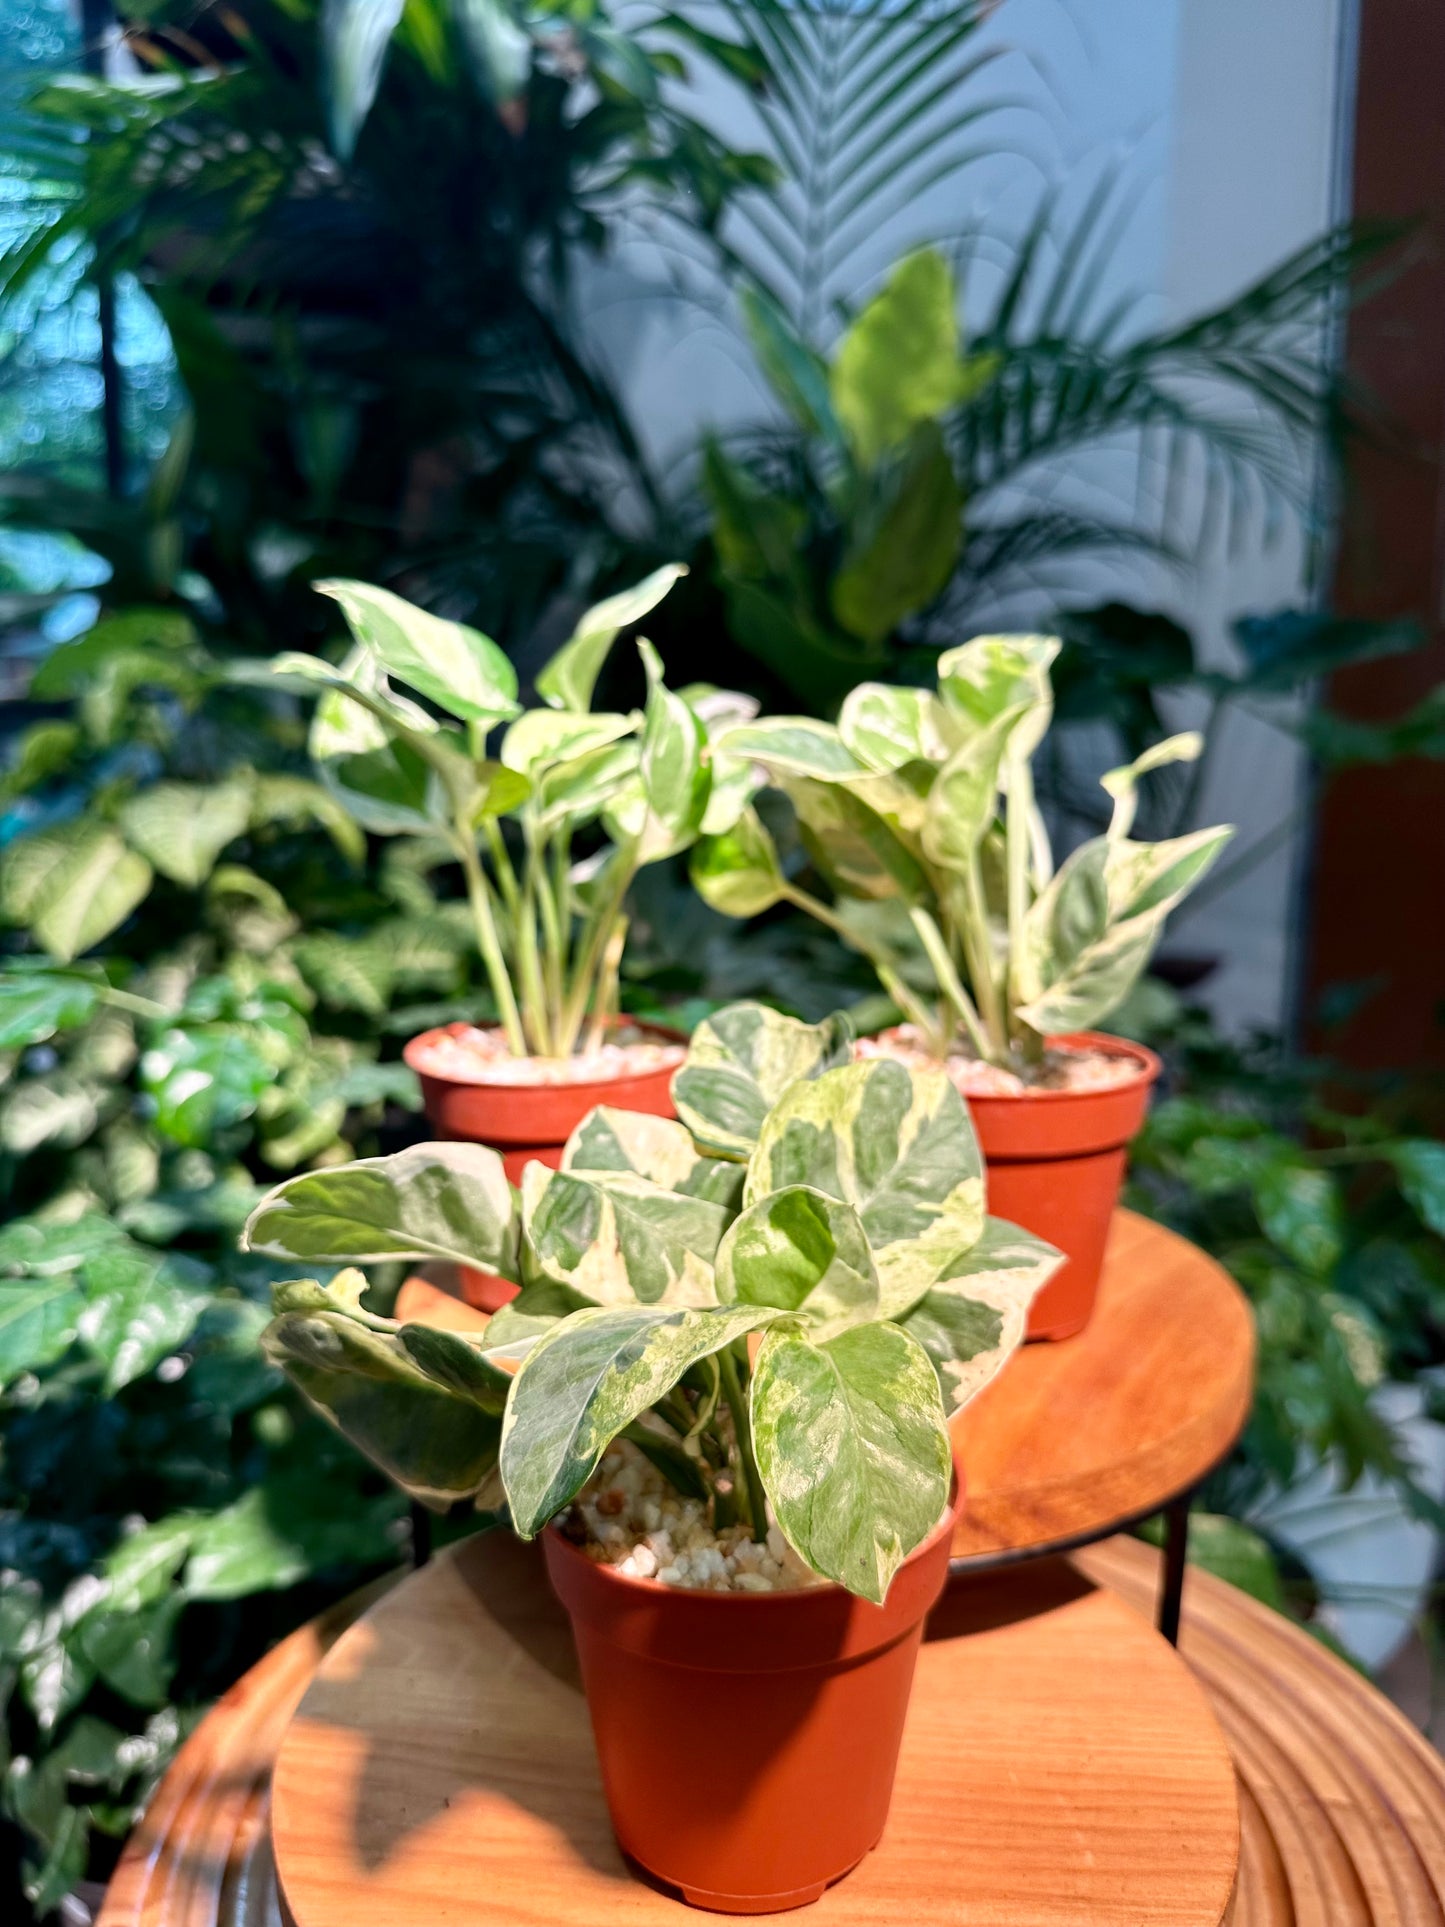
[243,1141,519,1278]
[500,1300,779,1536]
[263,1308,502,1508]
[520,1164,730,1307]
[689,809,786,920]
[744,1058,984,1317]
[500,710,636,779]
[1017,825,1232,1036]
[536,563,687,714]
[716,1186,878,1337]
[750,1321,950,1603]
[314,579,520,729]
[838,683,956,773]
[535,737,640,831]
[1101,732,1203,840]
[788,776,926,902]
[919,704,1027,872]
[1,821,153,963]
[672,1001,855,1161]
[712,717,861,782]
[561,1107,743,1207]
[119,779,253,888]
[936,633,1060,760]
[898,1218,1062,1413]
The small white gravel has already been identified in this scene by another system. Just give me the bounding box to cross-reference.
[855,1026,1139,1097]
[410,1025,684,1087]
[561,1441,824,1593]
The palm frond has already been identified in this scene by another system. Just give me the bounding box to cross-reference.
[707,0,1012,338]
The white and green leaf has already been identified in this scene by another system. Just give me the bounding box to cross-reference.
[689,808,786,919]
[521,1164,731,1307]
[716,1186,879,1337]
[561,1107,742,1205]
[119,779,254,888]
[501,1300,780,1536]
[537,563,687,713]
[898,1218,1062,1412]
[243,1141,520,1278]
[751,1321,950,1604]
[0,821,153,963]
[745,1058,985,1317]
[314,578,520,729]
[672,1001,854,1161]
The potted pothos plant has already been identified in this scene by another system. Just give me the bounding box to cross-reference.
[261,565,746,1303]
[692,635,1233,1339]
[246,1001,1060,1913]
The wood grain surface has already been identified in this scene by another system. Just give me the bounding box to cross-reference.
[951,1209,1256,1563]
[268,1530,1239,1927]
[96,1537,1445,1927]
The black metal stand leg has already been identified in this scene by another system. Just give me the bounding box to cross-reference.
[1158,1491,1192,1645]
[411,1502,433,1569]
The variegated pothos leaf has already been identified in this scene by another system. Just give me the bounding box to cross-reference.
[898,1218,1062,1412]
[750,1320,950,1603]
[243,1141,520,1279]
[715,1186,879,1337]
[671,1002,854,1161]
[500,1301,781,1536]
[744,1057,984,1318]
[561,1107,743,1206]
[521,1163,731,1307]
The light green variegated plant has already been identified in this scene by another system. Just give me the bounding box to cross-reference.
[693,638,1234,1070]
[248,1002,1061,1602]
[263,565,729,1061]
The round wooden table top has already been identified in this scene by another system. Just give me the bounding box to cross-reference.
[266,1531,1240,1927]
[96,1538,1445,1927]
[950,1208,1256,1565]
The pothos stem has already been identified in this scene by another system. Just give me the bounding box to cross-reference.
[717,1345,768,1544]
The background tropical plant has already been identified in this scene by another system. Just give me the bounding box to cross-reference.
[0,0,772,657]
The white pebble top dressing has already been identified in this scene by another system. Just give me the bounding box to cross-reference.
[562,1441,825,1593]
[855,1025,1138,1096]
[411,1024,684,1087]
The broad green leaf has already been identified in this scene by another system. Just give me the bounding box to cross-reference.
[500,710,634,778]
[1180,1514,1286,1610]
[751,1322,950,1603]
[672,1001,854,1161]
[0,719,80,799]
[140,1028,273,1147]
[0,968,100,1050]
[689,808,787,918]
[501,1301,779,1536]
[263,1310,502,1507]
[561,1106,740,1203]
[537,563,687,713]
[396,1321,515,1411]
[830,250,961,470]
[1253,1164,1344,1275]
[745,1058,985,1317]
[1100,732,1203,840]
[920,705,1026,871]
[0,822,152,962]
[0,1272,87,1387]
[101,1517,200,1613]
[713,717,861,782]
[521,1163,730,1307]
[314,578,520,728]
[119,778,254,888]
[790,775,926,901]
[74,1595,180,1708]
[738,284,838,440]
[716,1187,879,1336]
[244,1141,519,1278]
[831,424,963,644]
[898,1218,1061,1412]
[839,684,954,774]
[1390,1140,1445,1238]
[77,1251,212,1394]
[248,773,368,864]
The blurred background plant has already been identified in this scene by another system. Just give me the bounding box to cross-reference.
[1,0,1444,1915]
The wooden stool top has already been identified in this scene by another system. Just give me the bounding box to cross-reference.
[95,1538,1445,1927]
[950,1209,1256,1564]
[267,1532,1240,1927]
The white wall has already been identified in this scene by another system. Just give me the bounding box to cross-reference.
[586,0,1351,1032]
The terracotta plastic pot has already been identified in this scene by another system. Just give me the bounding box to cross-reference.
[403,1020,687,1312]
[543,1480,961,1915]
[966,1031,1161,1342]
